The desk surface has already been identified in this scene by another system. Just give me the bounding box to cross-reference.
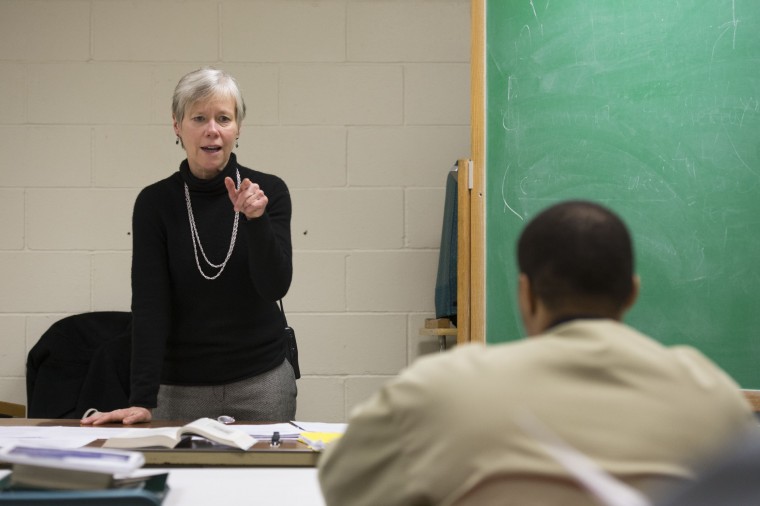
[0,419,320,468]
[0,467,326,506]
[162,467,325,506]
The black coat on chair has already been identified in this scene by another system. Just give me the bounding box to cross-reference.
[26,311,132,419]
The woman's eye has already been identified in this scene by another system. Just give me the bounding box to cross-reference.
[192,116,205,122]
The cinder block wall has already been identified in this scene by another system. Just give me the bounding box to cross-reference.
[0,0,470,422]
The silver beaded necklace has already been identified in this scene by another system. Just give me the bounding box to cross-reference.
[184,168,241,280]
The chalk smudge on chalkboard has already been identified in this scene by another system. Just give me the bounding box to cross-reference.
[528,0,546,37]
[502,76,520,132]
[738,97,759,127]
[501,164,523,220]
[710,0,739,69]
[518,24,533,49]
[507,75,518,101]
[723,126,757,176]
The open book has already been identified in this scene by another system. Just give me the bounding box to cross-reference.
[102,417,256,451]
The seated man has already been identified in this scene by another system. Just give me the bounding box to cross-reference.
[318,200,758,506]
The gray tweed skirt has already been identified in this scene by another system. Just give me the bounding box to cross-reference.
[151,359,297,422]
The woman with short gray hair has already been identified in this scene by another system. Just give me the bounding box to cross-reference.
[82,67,296,425]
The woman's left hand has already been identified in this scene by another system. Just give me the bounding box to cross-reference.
[225,177,268,220]
[80,407,152,426]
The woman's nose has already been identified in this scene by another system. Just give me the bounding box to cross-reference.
[205,120,219,135]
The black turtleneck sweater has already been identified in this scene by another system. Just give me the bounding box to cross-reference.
[129,153,292,408]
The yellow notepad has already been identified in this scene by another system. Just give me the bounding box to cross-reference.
[298,431,343,451]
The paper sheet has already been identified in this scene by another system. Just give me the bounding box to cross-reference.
[0,426,132,449]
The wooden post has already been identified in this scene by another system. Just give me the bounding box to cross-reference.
[457,159,471,344]
[469,0,486,343]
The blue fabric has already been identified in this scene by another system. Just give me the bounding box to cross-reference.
[435,169,457,322]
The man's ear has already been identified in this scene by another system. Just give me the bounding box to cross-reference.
[518,274,535,315]
[518,273,540,336]
[623,275,640,312]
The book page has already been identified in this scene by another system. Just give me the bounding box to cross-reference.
[181,418,256,450]
[103,427,183,449]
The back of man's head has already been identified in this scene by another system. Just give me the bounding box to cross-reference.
[517,200,634,315]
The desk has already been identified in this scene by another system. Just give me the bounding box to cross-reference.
[161,468,324,505]
[140,439,318,467]
[153,467,324,505]
[0,419,319,467]
[0,419,327,505]
[0,467,326,506]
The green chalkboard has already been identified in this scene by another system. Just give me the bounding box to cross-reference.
[484,0,760,387]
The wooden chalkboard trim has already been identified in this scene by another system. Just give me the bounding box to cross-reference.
[743,390,760,412]
[469,0,486,343]
[457,159,471,344]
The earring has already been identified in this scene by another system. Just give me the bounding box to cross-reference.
[175,136,180,145]
[235,139,239,148]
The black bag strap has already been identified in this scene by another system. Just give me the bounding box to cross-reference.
[278,299,289,326]
[278,299,301,379]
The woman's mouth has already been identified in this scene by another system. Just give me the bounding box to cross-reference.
[201,146,222,153]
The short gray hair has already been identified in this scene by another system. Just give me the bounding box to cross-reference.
[172,67,246,124]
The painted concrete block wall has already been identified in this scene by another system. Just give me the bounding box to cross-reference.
[0,0,470,422]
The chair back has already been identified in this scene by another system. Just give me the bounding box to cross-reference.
[452,473,685,506]
[26,311,132,419]
[0,401,26,418]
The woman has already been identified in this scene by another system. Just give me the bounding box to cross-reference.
[82,67,296,424]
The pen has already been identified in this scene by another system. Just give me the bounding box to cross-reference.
[270,431,281,447]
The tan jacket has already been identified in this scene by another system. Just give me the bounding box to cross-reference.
[318,320,757,506]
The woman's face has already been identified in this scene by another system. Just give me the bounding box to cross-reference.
[174,94,239,179]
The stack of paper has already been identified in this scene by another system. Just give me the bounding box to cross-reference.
[291,421,347,433]
[234,423,301,440]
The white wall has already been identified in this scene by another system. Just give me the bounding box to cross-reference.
[0,0,470,422]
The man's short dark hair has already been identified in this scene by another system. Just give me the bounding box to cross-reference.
[517,200,634,312]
